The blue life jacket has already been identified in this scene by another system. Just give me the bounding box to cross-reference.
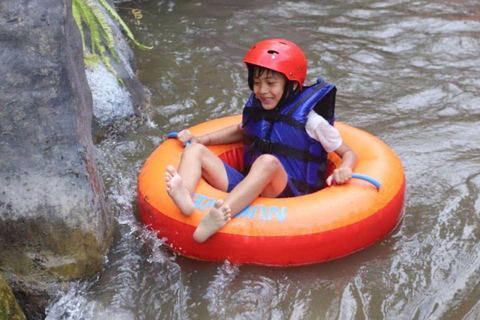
[242,78,336,196]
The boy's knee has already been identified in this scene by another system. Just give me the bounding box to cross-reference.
[182,143,207,158]
[184,143,205,153]
[251,154,281,172]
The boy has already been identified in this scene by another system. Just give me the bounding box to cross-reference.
[165,39,357,242]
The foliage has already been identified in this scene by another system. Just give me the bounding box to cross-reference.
[72,0,152,84]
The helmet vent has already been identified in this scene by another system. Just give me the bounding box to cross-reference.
[267,50,279,55]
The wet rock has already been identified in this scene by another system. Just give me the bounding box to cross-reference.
[0,0,113,318]
[0,273,25,320]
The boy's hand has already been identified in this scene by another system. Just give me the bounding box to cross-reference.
[326,167,353,186]
[177,130,196,146]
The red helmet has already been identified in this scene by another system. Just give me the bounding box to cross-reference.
[243,39,307,90]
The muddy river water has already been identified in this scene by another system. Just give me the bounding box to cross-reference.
[46,0,480,319]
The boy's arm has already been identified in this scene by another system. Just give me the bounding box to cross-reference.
[177,122,243,146]
[326,142,358,186]
[201,122,243,145]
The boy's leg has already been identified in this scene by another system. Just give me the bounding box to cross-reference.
[193,154,287,242]
[224,154,288,213]
[166,144,228,216]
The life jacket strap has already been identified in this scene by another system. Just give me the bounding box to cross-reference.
[246,136,324,163]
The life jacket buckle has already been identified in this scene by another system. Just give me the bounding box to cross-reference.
[258,138,275,154]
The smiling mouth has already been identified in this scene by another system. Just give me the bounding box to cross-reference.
[260,97,274,104]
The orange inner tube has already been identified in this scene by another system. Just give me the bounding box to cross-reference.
[138,115,405,265]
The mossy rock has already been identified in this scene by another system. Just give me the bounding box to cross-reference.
[0,274,25,320]
[0,0,113,317]
[0,217,107,281]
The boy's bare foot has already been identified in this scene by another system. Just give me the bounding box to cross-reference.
[165,165,195,216]
[193,199,231,243]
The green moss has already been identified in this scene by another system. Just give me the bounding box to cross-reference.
[0,217,109,281]
[0,274,25,320]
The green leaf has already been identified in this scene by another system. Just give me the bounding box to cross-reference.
[98,0,153,50]
[72,0,153,86]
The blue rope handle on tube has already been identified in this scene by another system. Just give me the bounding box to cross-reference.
[167,132,191,146]
[351,173,381,189]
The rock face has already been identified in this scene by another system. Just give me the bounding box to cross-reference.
[0,0,113,318]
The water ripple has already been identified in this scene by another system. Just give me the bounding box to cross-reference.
[46,0,480,319]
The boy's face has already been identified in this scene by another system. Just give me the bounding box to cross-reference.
[253,69,287,110]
